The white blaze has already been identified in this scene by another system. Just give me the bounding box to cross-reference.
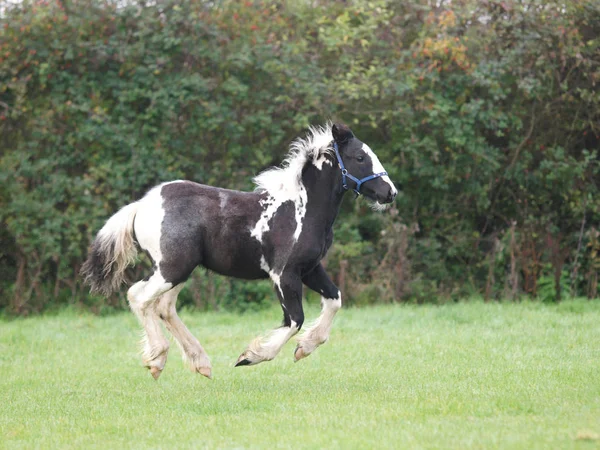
[362,143,397,196]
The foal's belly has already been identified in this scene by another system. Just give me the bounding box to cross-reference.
[200,227,269,280]
[201,246,269,280]
[204,261,269,280]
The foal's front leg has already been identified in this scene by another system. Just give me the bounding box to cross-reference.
[295,263,341,361]
[235,272,304,366]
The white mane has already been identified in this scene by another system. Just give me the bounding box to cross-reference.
[253,123,334,195]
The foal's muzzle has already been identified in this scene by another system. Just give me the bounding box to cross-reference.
[385,187,397,203]
[372,183,397,204]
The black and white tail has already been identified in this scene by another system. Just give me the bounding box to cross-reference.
[81,202,139,296]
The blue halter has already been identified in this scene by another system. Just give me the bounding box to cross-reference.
[333,141,388,196]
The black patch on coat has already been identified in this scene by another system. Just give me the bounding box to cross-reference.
[158,182,266,284]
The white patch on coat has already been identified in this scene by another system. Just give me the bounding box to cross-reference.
[260,256,285,298]
[250,186,307,245]
[293,185,307,241]
[219,191,229,210]
[134,183,168,266]
[251,195,278,243]
[270,271,283,298]
[259,256,270,273]
[251,126,334,246]
[313,154,333,170]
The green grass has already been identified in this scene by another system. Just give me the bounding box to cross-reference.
[1,300,599,449]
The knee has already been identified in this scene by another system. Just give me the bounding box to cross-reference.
[323,290,342,312]
[330,297,342,312]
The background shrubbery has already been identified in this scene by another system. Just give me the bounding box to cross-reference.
[1,0,599,314]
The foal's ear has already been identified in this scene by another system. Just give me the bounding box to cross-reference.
[332,123,354,144]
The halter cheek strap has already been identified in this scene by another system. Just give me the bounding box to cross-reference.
[333,142,388,196]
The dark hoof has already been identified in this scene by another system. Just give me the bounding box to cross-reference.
[235,358,252,367]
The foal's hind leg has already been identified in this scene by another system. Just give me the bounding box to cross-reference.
[141,312,170,379]
[235,271,304,366]
[295,263,341,361]
[155,284,212,379]
[127,272,173,378]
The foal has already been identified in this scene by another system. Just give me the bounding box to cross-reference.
[81,123,397,379]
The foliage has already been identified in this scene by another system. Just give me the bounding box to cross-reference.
[1,0,599,313]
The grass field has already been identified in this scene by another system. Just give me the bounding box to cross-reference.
[1,299,599,449]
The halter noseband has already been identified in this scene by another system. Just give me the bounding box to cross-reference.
[333,141,388,196]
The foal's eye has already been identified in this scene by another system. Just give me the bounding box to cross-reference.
[357,156,364,163]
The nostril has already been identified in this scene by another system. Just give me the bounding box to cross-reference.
[388,188,397,202]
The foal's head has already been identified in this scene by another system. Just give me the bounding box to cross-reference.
[332,123,397,207]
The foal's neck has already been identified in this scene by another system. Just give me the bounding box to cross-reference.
[301,157,345,231]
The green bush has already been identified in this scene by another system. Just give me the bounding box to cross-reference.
[1,0,598,314]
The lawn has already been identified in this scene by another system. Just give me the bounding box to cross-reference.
[1,300,599,449]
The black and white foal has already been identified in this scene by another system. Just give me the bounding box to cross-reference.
[82,123,397,379]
